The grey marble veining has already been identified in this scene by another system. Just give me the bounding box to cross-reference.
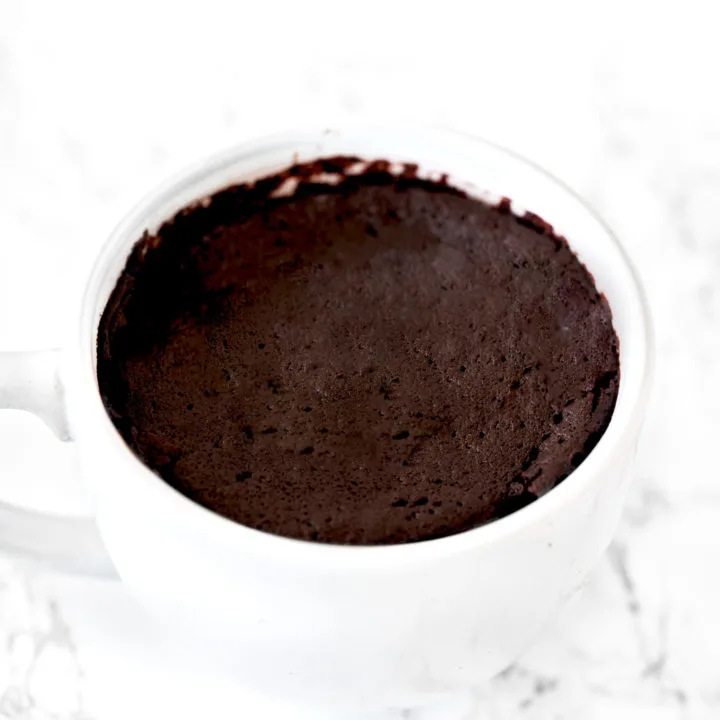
[2,1,720,718]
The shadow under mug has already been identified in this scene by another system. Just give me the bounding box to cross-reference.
[0,125,653,719]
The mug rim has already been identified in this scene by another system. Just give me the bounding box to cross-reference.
[75,123,654,566]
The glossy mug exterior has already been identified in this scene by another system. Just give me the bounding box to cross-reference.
[0,126,653,718]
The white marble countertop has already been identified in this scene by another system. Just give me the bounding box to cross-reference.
[1,1,720,717]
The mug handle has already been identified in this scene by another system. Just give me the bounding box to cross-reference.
[0,349,117,578]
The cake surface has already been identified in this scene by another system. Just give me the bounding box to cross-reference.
[97,158,620,544]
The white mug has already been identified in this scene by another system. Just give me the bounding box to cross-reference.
[0,126,653,719]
